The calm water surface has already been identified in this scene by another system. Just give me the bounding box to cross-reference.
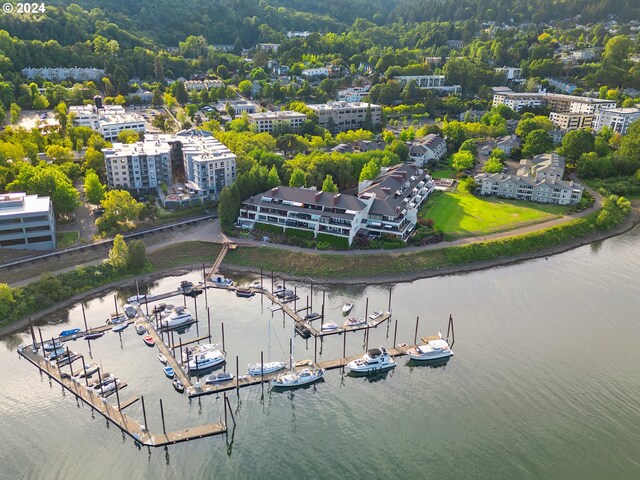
[2,227,640,479]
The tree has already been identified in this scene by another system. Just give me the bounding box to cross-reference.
[9,103,21,124]
[359,159,380,181]
[0,283,15,320]
[84,170,106,205]
[151,88,163,107]
[98,190,143,232]
[152,113,171,132]
[53,102,69,134]
[238,80,253,97]
[289,168,306,187]
[276,134,305,157]
[46,145,74,164]
[216,65,229,79]
[386,139,409,162]
[218,184,241,231]
[109,234,129,270]
[33,95,49,110]
[163,92,177,110]
[560,129,596,163]
[522,130,553,158]
[363,105,374,131]
[321,174,338,193]
[482,157,503,173]
[117,130,140,144]
[127,239,148,271]
[267,165,280,188]
[174,81,189,105]
[452,151,475,172]
[617,120,640,167]
[516,116,553,138]
[459,139,478,157]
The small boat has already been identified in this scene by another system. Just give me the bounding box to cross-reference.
[107,314,126,325]
[163,366,175,379]
[235,288,254,298]
[123,304,137,319]
[276,289,294,299]
[152,303,167,315]
[342,301,355,314]
[59,328,81,337]
[43,340,62,351]
[127,294,147,304]
[343,317,366,328]
[294,359,312,367]
[321,322,339,331]
[46,347,67,361]
[205,372,234,384]
[303,312,321,321]
[135,320,147,335]
[368,311,384,320]
[172,379,185,393]
[57,352,81,367]
[179,280,194,292]
[187,349,225,372]
[160,306,193,329]
[158,353,167,365]
[143,335,155,347]
[346,347,396,374]
[295,322,311,339]
[97,378,121,396]
[77,363,100,378]
[84,331,105,341]
[268,305,282,312]
[181,343,220,362]
[91,373,115,389]
[249,280,261,289]
[407,336,454,362]
[248,361,286,376]
[272,368,325,389]
[112,322,129,333]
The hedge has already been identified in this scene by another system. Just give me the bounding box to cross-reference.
[316,232,350,249]
[254,222,284,234]
[285,227,314,239]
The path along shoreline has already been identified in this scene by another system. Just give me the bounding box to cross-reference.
[2,208,638,340]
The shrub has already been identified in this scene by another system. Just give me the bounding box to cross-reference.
[254,222,284,234]
[316,232,350,249]
[285,228,314,239]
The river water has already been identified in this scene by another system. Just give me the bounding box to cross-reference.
[2,226,640,479]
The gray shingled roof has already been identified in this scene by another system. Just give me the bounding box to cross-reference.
[359,164,428,217]
[244,186,367,213]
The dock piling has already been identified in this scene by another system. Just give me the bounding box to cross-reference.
[235,355,240,396]
[159,399,166,434]
[81,304,88,332]
[414,316,420,345]
[114,294,119,317]
[365,298,369,321]
[37,328,44,353]
[141,395,148,431]
[115,378,121,411]
[207,307,211,339]
[81,356,89,387]
[314,335,318,364]
[260,351,264,386]
[203,263,208,307]
[310,282,313,312]
[342,330,346,366]
[393,319,398,347]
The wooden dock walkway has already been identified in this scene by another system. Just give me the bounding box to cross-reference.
[18,345,227,447]
[206,242,232,281]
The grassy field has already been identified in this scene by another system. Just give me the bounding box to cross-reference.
[56,230,80,248]
[430,169,456,179]
[420,190,568,238]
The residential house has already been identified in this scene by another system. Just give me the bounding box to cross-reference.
[407,135,447,166]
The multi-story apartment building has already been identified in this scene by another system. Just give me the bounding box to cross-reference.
[237,164,434,245]
[104,131,236,200]
[492,87,616,113]
[184,79,224,91]
[70,104,145,140]
[407,134,447,166]
[393,75,461,93]
[549,112,594,131]
[307,102,381,133]
[475,153,583,205]
[21,67,104,81]
[0,193,56,251]
[337,86,371,102]
[247,111,307,133]
[593,108,640,134]
[215,100,256,115]
[301,67,329,77]
[495,67,524,82]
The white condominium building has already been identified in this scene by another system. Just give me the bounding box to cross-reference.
[70,104,145,140]
[593,108,640,135]
[0,193,56,251]
[393,75,461,93]
[247,111,307,133]
[307,102,381,133]
[103,141,171,190]
[21,66,105,81]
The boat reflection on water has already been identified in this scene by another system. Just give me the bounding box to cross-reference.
[347,369,393,383]
[406,357,451,370]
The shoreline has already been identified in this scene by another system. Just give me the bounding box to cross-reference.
[2,210,637,339]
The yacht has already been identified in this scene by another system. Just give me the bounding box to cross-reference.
[84,331,105,341]
[407,337,453,362]
[368,311,384,320]
[187,349,225,372]
[271,368,325,389]
[346,347,396,374]
[182,343,220,363]
[97,378,121,396]
[247,361,286,376]
[342,301,355,314]
[321,322,339,332]
[77,363,100,378]
[43,340,62,351]
[343,317,366,328]
[160,306,193,329]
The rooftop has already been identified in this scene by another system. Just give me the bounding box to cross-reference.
[0,192,51,215]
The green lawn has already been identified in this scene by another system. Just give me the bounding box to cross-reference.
[56,230,80,248]
[430,169,456,179]
[420,190,568,238]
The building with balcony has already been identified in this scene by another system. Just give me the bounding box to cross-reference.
[70,104,145,140]
[237,164,434,245]
[407,135,447,166]
[549,112,594,131]
[495,67,524,83]
[307,102,381,133]
[0,193,56,251]
[247,110,307,133]
[337,86,371,102]
[492,87,616,113]
[475,153,583,205]
[593,108,640,135]
[21,66,104,81]
[393,75,461,93]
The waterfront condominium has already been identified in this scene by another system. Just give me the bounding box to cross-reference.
[0,192,56,250]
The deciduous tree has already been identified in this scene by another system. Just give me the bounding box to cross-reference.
[84,170,106,205]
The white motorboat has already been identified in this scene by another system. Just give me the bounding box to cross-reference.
[77,363,100,378]
[346,347,396,374]
[343,317,366,328]
[127,294,146,304]
[181,343,220,363]
[368,311,384,320]
[97,378,121,396]
[271,368,325,389]
[187,349,225,372]
[247,361,286,376]
[43,340,62,351]
[321,322,339,331]
[46,347,67,361]
[342,301,355,314]
[205,372,234,384]
[107,313,127,325]
[407,337,453,362]
[158,353,167,365]
[135,320,147,335]
[160,306,193,329]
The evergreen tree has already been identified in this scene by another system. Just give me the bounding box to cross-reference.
[174,81,189,105]
[218,184,241,231]
[321,174,338,193]
[109,234,129,270]
[363,105,374,131]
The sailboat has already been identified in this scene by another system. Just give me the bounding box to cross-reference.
[271,324,324,389]
[248,312,285,376]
